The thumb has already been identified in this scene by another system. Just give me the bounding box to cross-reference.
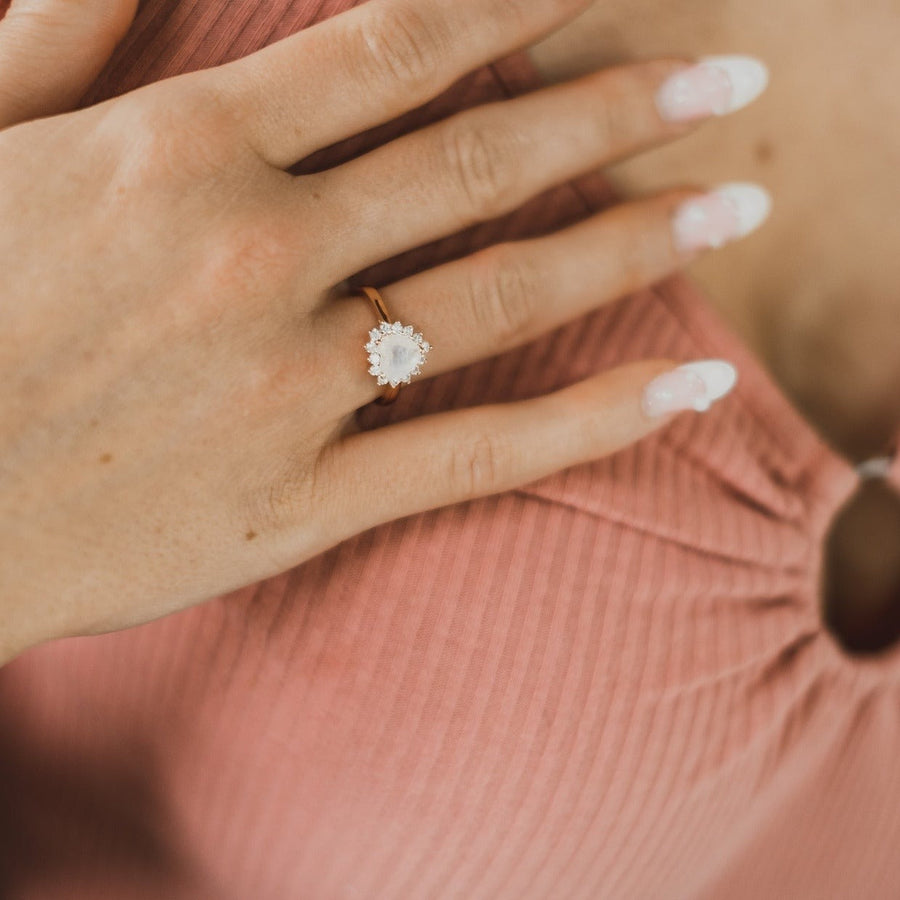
[0,0,138,129]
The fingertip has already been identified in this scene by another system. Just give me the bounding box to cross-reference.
[641,359,738,419]
[558,358,686,459]
[713,182,773,238]
[671,183,772,255]
[697,55,770,114]
[656,54,769,123]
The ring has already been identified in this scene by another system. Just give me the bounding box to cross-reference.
[360,286,432,406]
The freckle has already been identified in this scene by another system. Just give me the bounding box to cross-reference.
[755,139,775,164]
[245,530,258,541]
[99,453,113,464]
[90,418,100,428]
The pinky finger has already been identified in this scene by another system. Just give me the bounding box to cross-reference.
[321,358,738,538]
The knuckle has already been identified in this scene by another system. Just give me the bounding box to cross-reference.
[106,81,240,185]
[469,246,541,347]
[357,3,443,94]
[617,218,665,284]
[589,91,618,157]
[177,74,248,142]
[588,66,656,152]
[109,100,183,181]
[243,428,337,538]
[442,121,517,221]
[254,453,319,535]
[200,212,298,303]
[241,342,321,411]
[450,432,510,499]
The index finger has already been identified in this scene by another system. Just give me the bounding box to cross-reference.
[217,0,592,169]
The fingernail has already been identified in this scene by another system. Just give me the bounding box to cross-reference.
[642,360,738,418]
[672,182,772,254]
[656,55,769,122]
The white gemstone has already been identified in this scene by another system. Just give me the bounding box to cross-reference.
[365,342,377,352]
[368,366,379,376]
[403,325,414,335]
[392,322,403,333]
[368,352,380,364]
[373,331,425,385]
[421,341,431,353]
[369,330,380,341]
[380,322,391,332]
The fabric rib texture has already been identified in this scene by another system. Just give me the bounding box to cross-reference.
[3,1,900,897]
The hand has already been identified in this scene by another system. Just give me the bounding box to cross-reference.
[0,0,769,663]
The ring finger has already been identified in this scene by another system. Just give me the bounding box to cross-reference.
[314,182,772,411]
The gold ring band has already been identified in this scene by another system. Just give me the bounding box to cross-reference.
[360,286,431,406]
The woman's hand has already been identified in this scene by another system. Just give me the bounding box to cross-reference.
[0,0,769,663]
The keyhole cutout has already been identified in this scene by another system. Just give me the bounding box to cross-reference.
[822,478,900,655]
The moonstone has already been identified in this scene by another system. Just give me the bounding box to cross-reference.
[375,332,423,385]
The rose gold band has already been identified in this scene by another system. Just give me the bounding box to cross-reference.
[360,286,401,406]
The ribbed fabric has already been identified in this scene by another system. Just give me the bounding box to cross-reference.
[3,1,900,897]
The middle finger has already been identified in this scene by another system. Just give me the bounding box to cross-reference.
[308,56,768,283]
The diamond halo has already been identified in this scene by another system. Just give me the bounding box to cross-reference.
[365,321,432,389]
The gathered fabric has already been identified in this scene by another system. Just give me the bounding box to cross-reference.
[2,1,900,897]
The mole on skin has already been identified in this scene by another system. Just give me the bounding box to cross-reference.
[246,530,258,541]
[99,453,113,464]
[754,139,775,164]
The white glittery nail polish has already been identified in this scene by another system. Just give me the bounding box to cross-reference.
[656,55,769,122]
[642,360,738,418]
[672,183,773,253]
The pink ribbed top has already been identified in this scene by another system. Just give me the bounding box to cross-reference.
[3,1,900,897]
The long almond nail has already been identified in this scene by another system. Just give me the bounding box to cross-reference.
[642,360,738,418]
[656,55,769,122]
[672,182,772,254]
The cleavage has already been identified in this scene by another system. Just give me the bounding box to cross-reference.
[822,477,900,655]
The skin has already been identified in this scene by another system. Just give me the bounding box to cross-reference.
[0,0,757,664]
[529,0,900,647]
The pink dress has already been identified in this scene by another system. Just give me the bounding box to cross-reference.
[2,1,900,897]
